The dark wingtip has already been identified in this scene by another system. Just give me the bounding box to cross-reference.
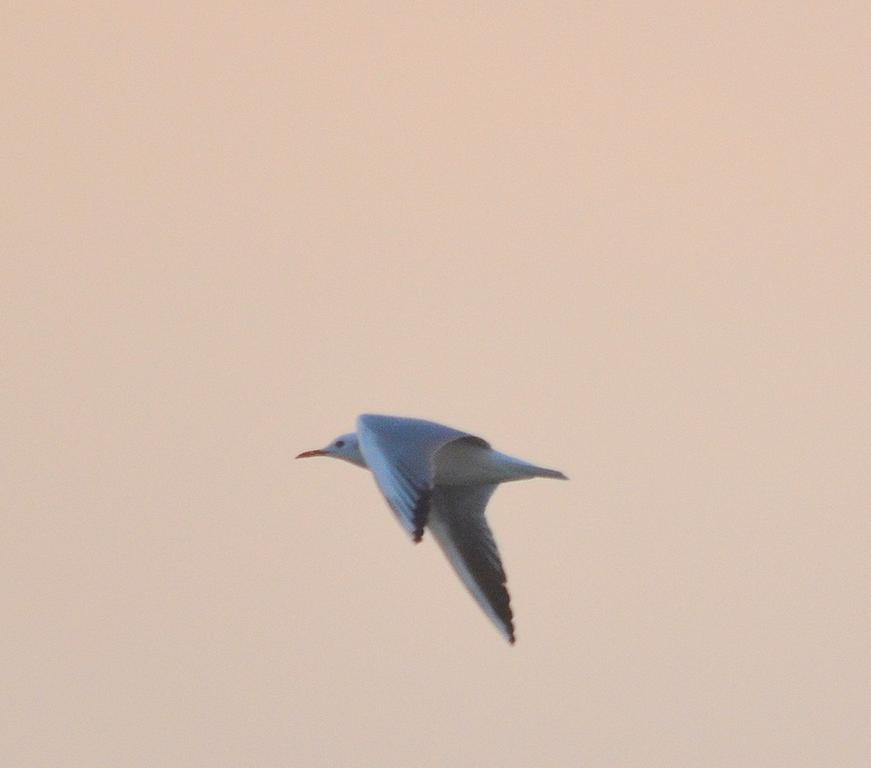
[412,529,424,543]
[411,487,432,542]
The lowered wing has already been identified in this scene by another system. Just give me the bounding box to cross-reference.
[426,483,514,643]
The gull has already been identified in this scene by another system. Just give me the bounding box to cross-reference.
[296,414,567,643]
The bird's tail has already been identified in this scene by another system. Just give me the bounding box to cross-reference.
[532,466,569,480]
[490,450,569,482]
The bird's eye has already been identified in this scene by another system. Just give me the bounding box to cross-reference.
[334,440,345,448]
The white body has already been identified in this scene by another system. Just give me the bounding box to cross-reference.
[435,440,561,485]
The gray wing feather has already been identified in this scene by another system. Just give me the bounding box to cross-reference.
[427,483,515,644]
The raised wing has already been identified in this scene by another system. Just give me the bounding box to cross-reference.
[427,484,515,644]
[356,414,488,542]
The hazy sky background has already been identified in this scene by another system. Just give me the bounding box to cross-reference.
[4,4,870,766]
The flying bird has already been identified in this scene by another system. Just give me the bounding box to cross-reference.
[296,414,567,643]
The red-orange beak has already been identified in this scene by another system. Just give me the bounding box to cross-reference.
[295,449,326,459]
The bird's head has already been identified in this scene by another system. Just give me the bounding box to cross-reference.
[296,432,366,467]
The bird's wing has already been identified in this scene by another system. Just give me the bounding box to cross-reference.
[427,483,515,644]
[356,414,488,542]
